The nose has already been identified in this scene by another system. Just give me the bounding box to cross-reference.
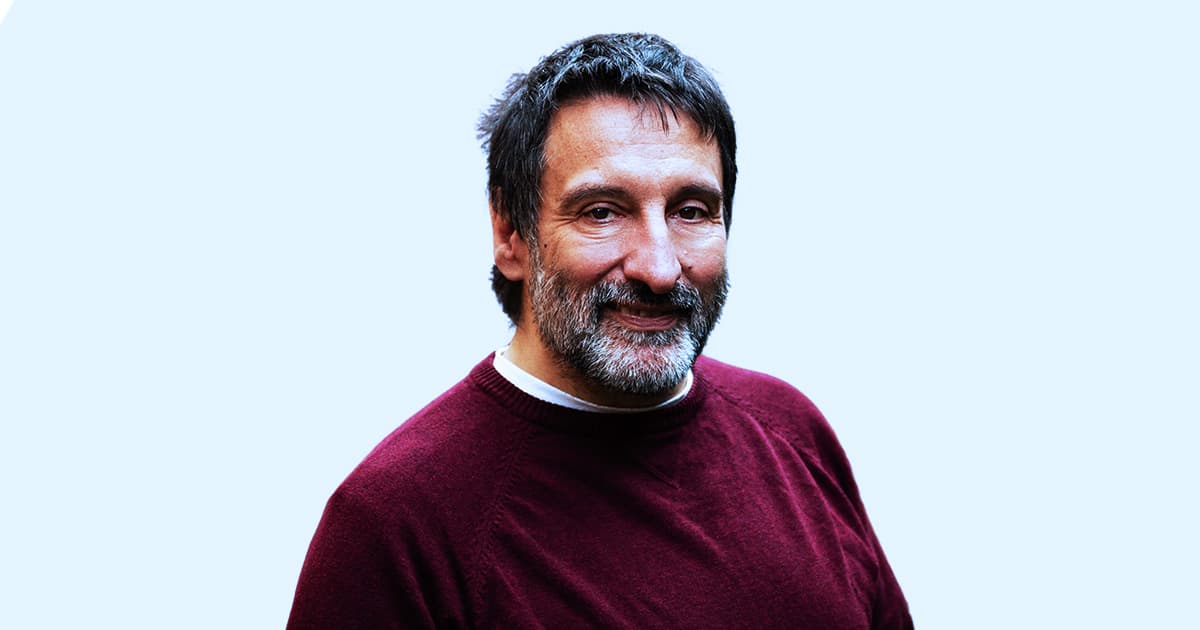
[621,216,682,294]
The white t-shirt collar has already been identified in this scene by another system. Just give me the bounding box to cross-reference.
[492,346,692,414]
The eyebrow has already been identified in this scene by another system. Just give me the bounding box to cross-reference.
[556,183,724,211]
[670,184,724,207]
[556,184,633,211]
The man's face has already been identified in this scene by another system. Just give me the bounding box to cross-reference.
[523,95,729,398]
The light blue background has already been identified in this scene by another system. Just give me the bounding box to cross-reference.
[2,2,1196,628]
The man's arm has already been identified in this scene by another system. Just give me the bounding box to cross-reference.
[286,486,437,630]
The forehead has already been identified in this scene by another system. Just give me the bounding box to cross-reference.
[542,96,721,190]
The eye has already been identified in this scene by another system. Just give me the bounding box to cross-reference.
[586,207,615,221]
[676,205,710,221]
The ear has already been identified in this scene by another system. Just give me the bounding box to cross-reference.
[491,203,530,282]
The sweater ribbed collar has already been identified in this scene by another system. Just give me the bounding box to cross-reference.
[468,353,709,437]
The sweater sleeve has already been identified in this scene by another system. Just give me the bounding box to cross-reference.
[870,532,913,630]
[796,396,913,630]
[700,360,914,629]
[804,402,914,630]
[286,485,437,630]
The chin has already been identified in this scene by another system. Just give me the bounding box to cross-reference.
[576,328,700,396]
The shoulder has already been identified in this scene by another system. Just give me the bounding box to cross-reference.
[695,356,825,427]
[290,359,533,627]
[695,356,817,408]
[694,355,846,464]
[335,361,531,534]
[292,364,525,628]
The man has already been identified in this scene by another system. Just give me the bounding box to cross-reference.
[288,33,912,629]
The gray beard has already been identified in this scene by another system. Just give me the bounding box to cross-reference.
[528,257,729,396]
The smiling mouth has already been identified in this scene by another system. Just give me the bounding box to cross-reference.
[607,304,683,331]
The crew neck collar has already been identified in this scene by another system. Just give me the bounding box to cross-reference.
[469,354,707,437]
[492,346,693,414]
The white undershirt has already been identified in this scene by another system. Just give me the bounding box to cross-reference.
[492,346,692,414]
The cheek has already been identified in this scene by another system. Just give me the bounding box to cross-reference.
[680,237,727,281]
[545,240,625,281]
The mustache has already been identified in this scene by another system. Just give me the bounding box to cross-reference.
[588,280,702,311]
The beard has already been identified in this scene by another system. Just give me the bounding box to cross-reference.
[527,253,729,397]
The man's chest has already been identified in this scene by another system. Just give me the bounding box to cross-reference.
[467,429,879,628]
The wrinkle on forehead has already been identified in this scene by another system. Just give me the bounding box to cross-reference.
[545,96,717,165]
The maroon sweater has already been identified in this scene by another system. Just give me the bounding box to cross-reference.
[288,355,912,629]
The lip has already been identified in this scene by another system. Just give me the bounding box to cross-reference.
[607,304,682,331]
